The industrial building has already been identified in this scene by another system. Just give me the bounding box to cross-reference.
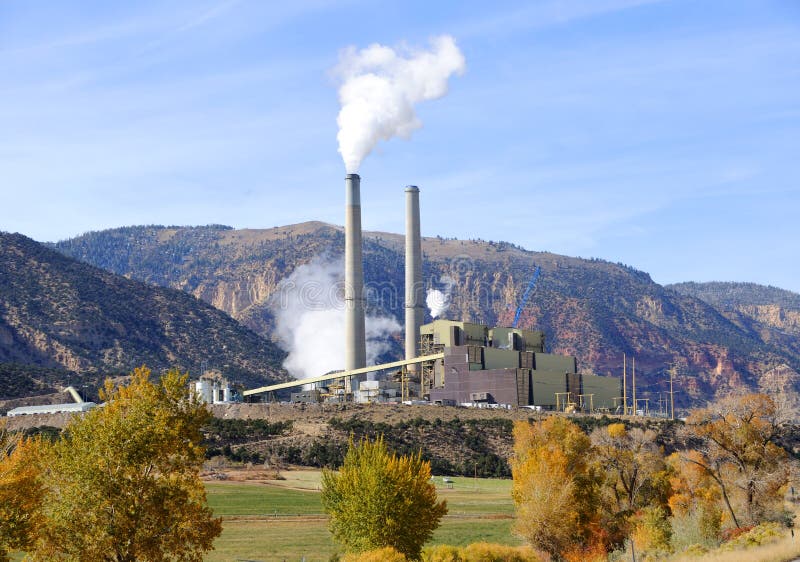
[193,375,234,404]
[7,401,97,417]
[290,379,404,404]
[423,320,620,411]
[6,386,97,417]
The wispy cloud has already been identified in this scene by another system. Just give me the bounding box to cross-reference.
[136,0,241,56]
[0,18,152,57]
[454,0,668,39]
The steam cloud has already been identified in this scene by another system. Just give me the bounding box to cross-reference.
[426,290,449,319]
[272,257,401,379]
[426,276,455,319]
[334,35,466,173]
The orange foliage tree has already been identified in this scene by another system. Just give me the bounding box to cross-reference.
[511,417,604,560]
[666,450,723,541]
[683,393,790,528]
[0,428,44,561]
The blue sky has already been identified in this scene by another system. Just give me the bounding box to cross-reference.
[2,0,799,291]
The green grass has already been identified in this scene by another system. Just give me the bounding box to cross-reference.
[203,473,520,561]
[430,518,522,548]
[204,518,521,562]
[205,473,515,517]
[436,482,515,515]
[205,520,333,562]
[205,482,324,516]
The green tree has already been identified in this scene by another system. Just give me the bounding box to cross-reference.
[31,367,222,562]
[321,435,447,560]
[0,427,44,561]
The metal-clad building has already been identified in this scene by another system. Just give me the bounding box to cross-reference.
[7,402,97,417]
[581,374,622,411]
[424,320,620,411]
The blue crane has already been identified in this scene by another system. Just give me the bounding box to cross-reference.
[512,266,541,328]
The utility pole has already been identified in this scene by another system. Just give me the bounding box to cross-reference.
[669,365,675,421]
[632,356,637,416]
[623,353,627,416]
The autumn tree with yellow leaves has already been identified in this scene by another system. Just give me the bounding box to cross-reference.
[588,422,674,554]
[666,450,724,543]
[0,428,44,562]
[590,423,670,514]
[30,367,222,562]
[321,435,447,560]
[511,417,605,560]
[682,392,791,528]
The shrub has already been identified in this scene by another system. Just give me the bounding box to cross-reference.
[423,544,463,562]
[632,506,672,554]
[422,543,545,562]
[680,543,710,556]
[462,542,545,561]
[342,546,408,561]
[720,522,783,551]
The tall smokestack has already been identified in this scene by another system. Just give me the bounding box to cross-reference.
[345,174,367,371]
[405,186,423,367]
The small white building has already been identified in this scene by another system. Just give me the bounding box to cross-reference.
[353,379,402,404]
[7,402,97,417]
[193,376,234,404]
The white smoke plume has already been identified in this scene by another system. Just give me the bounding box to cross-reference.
[426,275,455,319]
[426,290,449,319]
[334,35,466,173]
[272,256,401,379]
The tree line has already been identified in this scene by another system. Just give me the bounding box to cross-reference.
[511,392,794,560]
[1,367,794,561]
[0,367,220,562]
[326,393,795,561]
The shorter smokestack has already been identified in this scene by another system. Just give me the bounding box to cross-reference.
[405,186,423,368]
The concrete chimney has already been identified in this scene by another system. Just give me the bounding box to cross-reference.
[345,174,367,371]
[405,186,423,368]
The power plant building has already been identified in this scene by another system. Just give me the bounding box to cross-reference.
[424,320,620,411]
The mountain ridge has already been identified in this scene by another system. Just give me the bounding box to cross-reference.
[0,231,289,399]
[50,223,800,409]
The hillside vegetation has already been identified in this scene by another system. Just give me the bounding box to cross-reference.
[0,232,288,397]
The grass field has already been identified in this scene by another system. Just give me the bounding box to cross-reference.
[203,470,519,561]
[205,471,515,517]
[205,518,521,562]
[10,471,800,561]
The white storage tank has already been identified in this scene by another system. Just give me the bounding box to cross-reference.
[195,380,213,403]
